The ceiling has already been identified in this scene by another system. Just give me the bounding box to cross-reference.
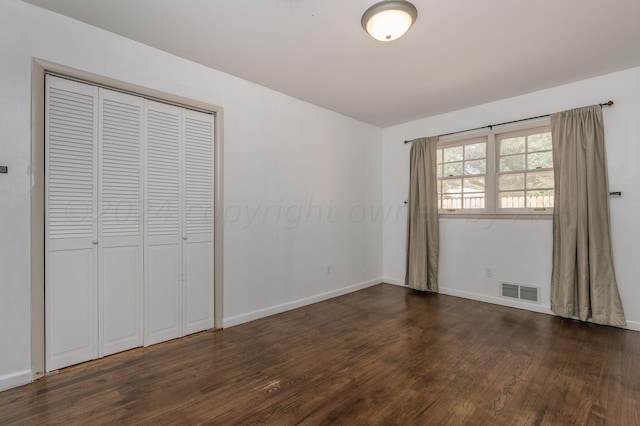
[23,0,640,127]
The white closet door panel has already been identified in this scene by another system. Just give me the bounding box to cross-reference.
[146,102,181,237]
[46,76,97,243]
[46,249,97,371]
[99,89,144,356]
[101,91,143,238]
[45,75,99,371]
[184,240,213,334]
[184,112,214,236]
[101,245,141,355]
[182,109,214,334]
[145,244,182,344]
[144,100,183,346]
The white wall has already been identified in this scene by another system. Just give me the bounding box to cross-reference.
[383,67,640,330]
[0,0,382,390]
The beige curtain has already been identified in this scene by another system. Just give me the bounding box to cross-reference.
[550,105,626,327]
[406,137,439,292]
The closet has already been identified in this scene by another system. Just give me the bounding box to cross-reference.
[45,75,214,372]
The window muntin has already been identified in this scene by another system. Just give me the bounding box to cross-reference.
[497,128,553,210]
[437,138,487,211]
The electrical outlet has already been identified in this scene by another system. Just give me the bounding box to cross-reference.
[326,265,331,275]
[485,267,493,278]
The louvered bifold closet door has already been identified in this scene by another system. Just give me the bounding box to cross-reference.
[98,89,144,356]
[45,76,99,371]
[182,109,215,335]
[144,100,183,346]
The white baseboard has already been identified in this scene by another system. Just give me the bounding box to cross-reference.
[384,279,640,332]
[626,320,640,332]
[383,279,554,315]
[438,287,640,332]
[438,286,555,316]
[0,370,31,392]
[382,278,405,287]
[383,278,553,315]
[223,278,382,328]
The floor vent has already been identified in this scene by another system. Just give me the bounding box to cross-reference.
[500,282,540,304]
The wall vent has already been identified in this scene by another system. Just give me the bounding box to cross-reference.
[500,282,540,304]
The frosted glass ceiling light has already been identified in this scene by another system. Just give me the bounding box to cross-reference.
[361,1,418,42]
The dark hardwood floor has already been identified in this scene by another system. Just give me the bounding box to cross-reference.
[1,284,639,425]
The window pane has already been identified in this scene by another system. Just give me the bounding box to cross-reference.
[443,162,463,177]
[464,159,486,175]
[464,177,485,192]
[500,154,525,172]
[528,132,552,152]
[443,146,463,162]
[500,137,525,155]
[499,173,525,190]
[464,143,486,160]
[437,164,443,178]
[526,171,554,189]
[499,191,526,208]
[527,190,554,208]
[528,151,553,170]
[437,149,443,164]
[442,179,462,193]
[464,194,485,209]
[442,194,462,209]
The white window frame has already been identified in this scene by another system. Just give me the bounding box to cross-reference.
[495,125,553,215]
[437,118,553,218]
[437,136,489,215]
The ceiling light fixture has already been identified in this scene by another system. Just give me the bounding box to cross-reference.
[361,1,418,42]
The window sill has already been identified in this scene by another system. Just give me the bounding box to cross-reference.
[438,213,553,220]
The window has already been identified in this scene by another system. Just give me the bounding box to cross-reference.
[437,137,487,210]
[436,121,553,216]
[497,128,553,211]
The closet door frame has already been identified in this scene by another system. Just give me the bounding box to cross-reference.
[31,59,225,379]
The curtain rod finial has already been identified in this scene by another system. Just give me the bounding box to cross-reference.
[602,100,614,107]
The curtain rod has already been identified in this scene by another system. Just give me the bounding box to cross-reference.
[404,100,614,144]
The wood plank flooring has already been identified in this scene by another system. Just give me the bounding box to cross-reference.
[1,284,639,425]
